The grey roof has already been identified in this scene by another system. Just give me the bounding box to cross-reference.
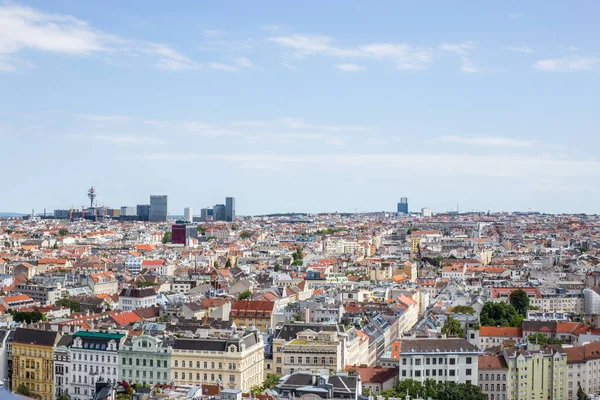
[173,331,260,352]
[13,328,59,347]
[400,338,480,353]
[275,323,343,341]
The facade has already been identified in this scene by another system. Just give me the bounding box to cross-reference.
[171,224,198,245]
[502,344,567,400]
[478,355,508,400]
[225,197,236,222]
[230,300,275,330]
[118,287,157,311]
[279,330,343,375]
[86,272,118,295]
[213,204,226,222]
[583,288,600,314]
[15,282,61,306]
[149,195,168,222]
[200,208,210,222]
[564,341,600,400]
[397,197,408,214]
[184,207,193,222]
[55,335,73,398]
[398,338,480,385]
[421,207,432,217]
[11,328,60,400]
[68,331,125,400]
[136,204,150,221]
[124,256,143,275]
[170,331,264,393]
[119,334,171,386]
[120,206,137,216]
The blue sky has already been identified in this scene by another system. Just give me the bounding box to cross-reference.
[1,1,599,215]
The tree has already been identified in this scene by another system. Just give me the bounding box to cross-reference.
[58,228,69,236]
[231,223,239,230]
[274,262,281,272]
[214,261,219,268]
[55,298,82,312]
[449,305,475,314]
[251,373,281,395]
[225,259,232,268]
[480,301,522,327]
[57,392,72,400]
[237,290,252,300]
[378,380,485,400]
[197,225,207,235]
[509,289,530,316]
[292,259,303,266]
[161,231,172,244]
[528,333,565,345]
[578,384,587,400]
[53,243,59,249]
[442,316,464,337]
[15,383,31,396]
[239,230,253,239]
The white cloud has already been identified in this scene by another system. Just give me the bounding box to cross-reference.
[125,152,600,179]
[203,30,223,38]
[335,63,364,72]
[438,41,475,55]
[269,34,433,70]
[435,135,537,147]
[503,44,533,53]
[86,134,166,145]
[79,114,132,122]
[460,57,480,73]
[534,56,600,72]
[0,3,248,72]
[234,57,254,68]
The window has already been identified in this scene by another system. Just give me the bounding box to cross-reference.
[402,370,406,377]
[290,357,295,363]
[449,370,455,376]
[402,359,407,365]
[466,357,472,364]
[230,375,235,382]
[175,361,178,367]
[449,358,456,365]
[197,361,200,368]
[415,359,421,366]
[415,371,421,377]
[466,369,472,376]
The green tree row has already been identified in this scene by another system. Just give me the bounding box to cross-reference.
[378,379,486,400]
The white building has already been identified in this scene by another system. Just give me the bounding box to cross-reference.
[118,287,157,311]
[421,208,432,217]
[184,207,193,222]
[68,331,125,400]
[398,338,480,385]
[124,256,143,275]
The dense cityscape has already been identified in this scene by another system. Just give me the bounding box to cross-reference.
[2,1,598,400]
[0,189,598,400]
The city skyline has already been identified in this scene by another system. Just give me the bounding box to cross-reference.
[1,1,599,215]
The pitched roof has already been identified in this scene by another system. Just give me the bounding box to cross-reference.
[479,326,522,337]
[399,338,480,353]
[13,328,59,346]
[344,366,398,384]
[478,355,508,369]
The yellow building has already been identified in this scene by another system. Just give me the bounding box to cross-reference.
[11,328,60,400]
[170,330,264,393]
[503,344,567,400]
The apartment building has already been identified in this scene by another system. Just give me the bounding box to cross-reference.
[15,282,62,306]
[503,344,567,400]
[118,287,157,311]
[54,335,72,399]
[68,331,125,400]
[478,355,509,400]
[279,330,343,375]
[398,338,480,385]
[469,326,523,350]
[170,330,264,393]
[564,341,600,400]
[86,272,118,295]
[119,334,171,386]
[11,328,60,400]
[229,300,275,330]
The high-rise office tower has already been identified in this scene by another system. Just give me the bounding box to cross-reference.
[200,208,210,222]
[137,204,150,221]
[149,195,168,222]
[213,204,226,222]
[120,206,137,216]
[225,197,236,222]
[184,207,193,222]
[397,197,409,214]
